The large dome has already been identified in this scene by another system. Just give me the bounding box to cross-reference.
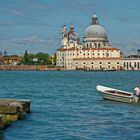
[84,24,107,38]
[83,14,108,41]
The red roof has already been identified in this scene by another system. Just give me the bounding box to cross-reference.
[73,57,122,60]
[82,47,120,51]
[59,47,76,51]
[58,47,120,51]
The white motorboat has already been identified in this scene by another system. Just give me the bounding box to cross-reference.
[96,85,139,103]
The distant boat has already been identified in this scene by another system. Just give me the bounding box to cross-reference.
[96,85,138,103]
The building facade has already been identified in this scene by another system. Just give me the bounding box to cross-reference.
[56,14,139,70]
[123,58,140,70]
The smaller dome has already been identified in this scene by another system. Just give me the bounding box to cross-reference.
[70,24,74,29]
[68,24,79,42]
[68,32,79,41]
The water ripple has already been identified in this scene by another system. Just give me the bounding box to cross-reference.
[0,71,140,140]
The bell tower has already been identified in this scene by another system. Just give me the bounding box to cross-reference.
[61,25,68,47]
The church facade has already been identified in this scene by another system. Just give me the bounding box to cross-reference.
[56,14,139,70]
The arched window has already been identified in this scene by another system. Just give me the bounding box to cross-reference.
[106,53,109,57]
[95,43,97,48]
[124,62,125,68]
[90,43,92,47]
[98,43,101,48]
[134,62,136,68]
[129,62,131,67]
[127,62,129,69]
[138,62,140,69]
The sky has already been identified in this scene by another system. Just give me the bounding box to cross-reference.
[0,0,140,56]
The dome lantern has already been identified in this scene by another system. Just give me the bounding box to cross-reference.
[91,14,99,25]
[70,24,74,33]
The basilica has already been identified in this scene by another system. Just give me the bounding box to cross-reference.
[56,14,140,70]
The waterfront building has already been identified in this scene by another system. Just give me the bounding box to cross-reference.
[123,50,140,70]
[56,13,140,70]
[4,55,22,65]
[123,58,140,70]
[56,14,123,70]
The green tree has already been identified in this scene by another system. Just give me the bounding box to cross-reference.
[28,53,36,65]
[36,52,49,65]
[20,51,54,65]
[24,50,29,64]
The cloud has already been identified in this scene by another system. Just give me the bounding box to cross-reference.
[76,0,93,7]
[116,12,140,26]
[0,20,15,26]
[10,9,24,17]
[58,0,94,13]
[0,1,49,26]
[10,36,46,45]
[0,35,59,55]
[30,2,48,10]
[116,15,130,23]
[112,39,140,56]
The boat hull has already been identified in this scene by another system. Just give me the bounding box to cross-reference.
[96,85,138,103]
[100,92,133,103]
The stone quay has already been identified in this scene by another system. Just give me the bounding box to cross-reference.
[0,98,31,129]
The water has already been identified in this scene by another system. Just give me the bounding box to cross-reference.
[0,70,140,140]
